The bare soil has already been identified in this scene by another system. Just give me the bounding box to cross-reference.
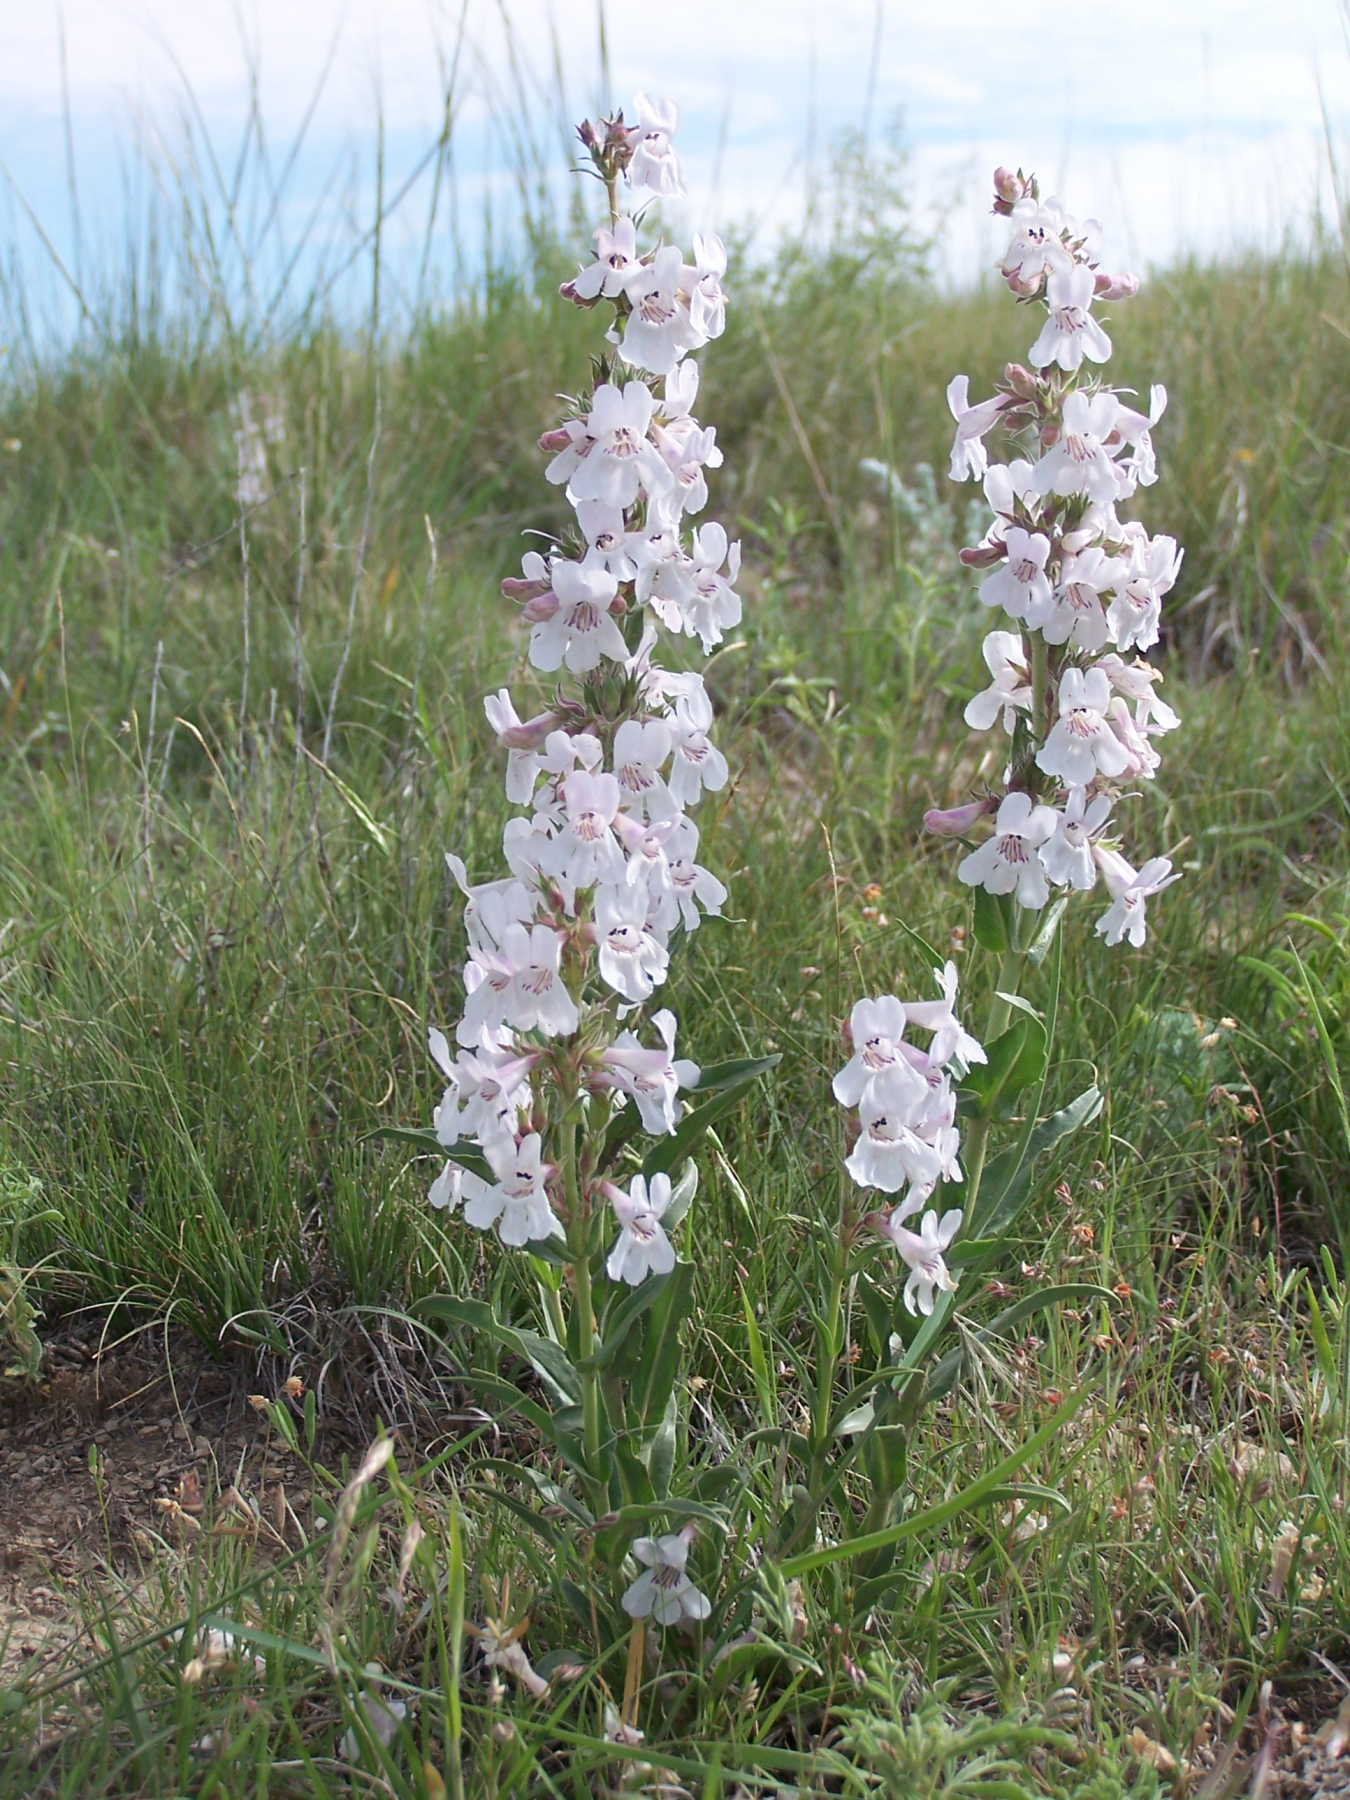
[0,1323,307,1688]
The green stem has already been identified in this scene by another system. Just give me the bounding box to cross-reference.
[812,1217,850,1459]
[962,941,1027,1233]
[562,1114,605,1492]
[1031,633,1050,747]
[542,1281,567,1347]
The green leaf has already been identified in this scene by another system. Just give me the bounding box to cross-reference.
[944,1235,1002,1267]
[689,1054,783,1095]
[777,1387,1091,1577]
[864,1423,910,1500]
[924,1283,1117,1404]
[595,1496,730,1537]
[521,1468,594,1527]
[664,1159,699,1230]
[198,1615,332,1672]
[832,1400,875,1436]
[461,1482,567,1549]
[856,1272,894,1362]
[369,1128,495,1182]
[742,1289,777,1429]
[583,1269,678,1372]
[972,886,1012,954]
[648,1394,677,1498]
[417,1295,581,1406]
[897,921,945,971]
[977,1481,1072,1518]
[1025,896,1068,967]
[973,1085,1103,1239]
[642,1060,779,1180]
[629,1260,696,1427]
[601,1056,779,1176]
[961,1015,1048,1114]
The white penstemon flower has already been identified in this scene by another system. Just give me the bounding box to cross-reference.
[838,971,982,1226]
[605,1173,677,1285]
[939,174,1182,942]
[842,169,1185,1339]
[622,1525,711,1626]
[426,95,742,1628]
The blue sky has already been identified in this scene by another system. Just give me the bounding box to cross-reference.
[0,0,1344,328]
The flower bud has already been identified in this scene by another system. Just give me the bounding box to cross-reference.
[1005,270,1042,299]
[520,591,560,623]
[497,711,559,750]
[576,118,603,154]
[993,167,1027,206]
[959,543,1004,569]
[500,574,551,602]
[607,119,636,168]
[1003,362,1038,400]
[1094,271,1139,301]
[1039,421,1061,448]
[923,797,994,838]
[608,591,628,616]
[538,427,573,453]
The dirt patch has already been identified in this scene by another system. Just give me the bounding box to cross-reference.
[0,1324,314,1688]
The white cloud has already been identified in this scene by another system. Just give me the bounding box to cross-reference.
[0,0,1344,294]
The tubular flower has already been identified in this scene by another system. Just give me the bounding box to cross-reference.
[1036,667,1133,787]
[871,1208,964,1316]
[840,169,1186,1367]
[958,792,1059,910]
[1093,849,1181,948]
[606,1173,677,1285]
[622,1527,711,1626]
[964,632,1033,733]
[979,529,1053,622]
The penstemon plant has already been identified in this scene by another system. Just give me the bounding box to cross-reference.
[774,170,1186,1588]
[413,94,774,1662]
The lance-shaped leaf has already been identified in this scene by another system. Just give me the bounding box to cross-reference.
[582,1267,680,1372]
[924,1282,1117,1404]
[971,1084,1103,1242]
[417,1295,581,1407]
[960,1014,1048,1116]
[628,1259,697,1427]
[777,1387,1089,1577]
[641,1057,780,1180]
[369,1127,495,1183]
[972,886,1014,954]
[599,1052,780,1172]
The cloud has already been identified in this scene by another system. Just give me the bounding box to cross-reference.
[0,0,1344,288]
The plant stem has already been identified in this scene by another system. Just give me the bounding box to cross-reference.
[961,941,1027,1232]
[1031,632,1051,746]
[813,1216,850,1459]
[541,1280,567,1346]
[563,1115,605,1490]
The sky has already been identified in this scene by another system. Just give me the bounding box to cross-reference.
[0,0,1345,333]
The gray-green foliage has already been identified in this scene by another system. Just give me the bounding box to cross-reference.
[837,1673,1160,1800]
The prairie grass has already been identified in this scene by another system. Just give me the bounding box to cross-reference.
[0,79,1348,1798]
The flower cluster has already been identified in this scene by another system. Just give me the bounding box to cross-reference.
[937,169,1182,949]
[426,97,734,1290]
[834,965,983,1314]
